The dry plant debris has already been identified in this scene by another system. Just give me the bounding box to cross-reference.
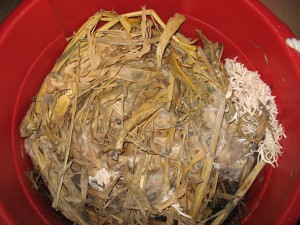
[20,8,285,225]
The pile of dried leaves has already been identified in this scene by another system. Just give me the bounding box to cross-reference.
[20,8,284,225]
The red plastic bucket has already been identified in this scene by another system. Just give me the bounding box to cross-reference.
[0,0,299,224]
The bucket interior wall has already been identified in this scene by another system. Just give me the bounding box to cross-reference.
[0,0,299,224]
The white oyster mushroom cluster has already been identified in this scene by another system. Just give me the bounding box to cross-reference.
[225,58,286,166]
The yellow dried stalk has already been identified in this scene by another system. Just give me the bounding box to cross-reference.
[190,94,225,218]
[156,14,186,67]
[52,54,80,209]
[115,92,168,151]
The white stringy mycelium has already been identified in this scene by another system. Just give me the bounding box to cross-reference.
[225,58,286,166]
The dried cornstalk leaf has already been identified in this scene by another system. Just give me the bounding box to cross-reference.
[156,14,186,67]
[162,158,170,193]
[80,168,89,200]
[120,16,132,34]
[167,53,207,98]
[115,92,168,151]
[122,166,158,214]
[182,149,206,178]
[52,90,72,118]
[190,94,226,218]
[154,182,188,212]
[166,73,175,111]
[53,58,80,209]
[20,104,40,137]
[211,162,265,225]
